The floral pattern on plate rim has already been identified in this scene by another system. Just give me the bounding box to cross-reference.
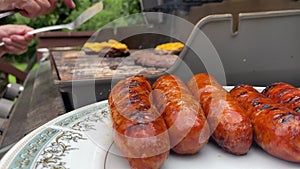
[8,128,87,169]
[54,100,110,132]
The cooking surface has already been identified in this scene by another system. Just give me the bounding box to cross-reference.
[51,50,178,81]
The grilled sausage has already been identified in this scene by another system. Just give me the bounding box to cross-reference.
[188,73,253,155]
[230,84,300,162]
[108,75,170,169]
[152,74,210,154]
[262,82,300,113]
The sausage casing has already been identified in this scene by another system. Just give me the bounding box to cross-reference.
[230,84,300,162]
[153,74,210,154]
[108,75,170,169]
[188,73,253,155]
[262,82,300,113]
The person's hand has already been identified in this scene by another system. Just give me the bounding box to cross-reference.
[15,0,76,18]
[0,25,34,56]
[12,0,76,18]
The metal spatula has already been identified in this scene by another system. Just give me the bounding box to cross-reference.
[0,1,103,46]
[0,10,18,18]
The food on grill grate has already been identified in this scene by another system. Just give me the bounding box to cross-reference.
[262,82,300,113]
[97,47,130,58]
[52,50,170,81]
[83,39,130,57]
[188,73,253,155]
[230,84,300,162]
[153,74,210,154]
[108,75,170,169]
[132,49,178,69]
[52,42,185,82]
[154,42,184,55]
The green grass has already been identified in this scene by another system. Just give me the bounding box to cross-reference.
[8,62,39,83]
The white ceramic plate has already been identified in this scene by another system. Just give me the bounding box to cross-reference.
[0,95,299,169]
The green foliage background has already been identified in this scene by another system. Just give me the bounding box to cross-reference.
[2,0,142,62]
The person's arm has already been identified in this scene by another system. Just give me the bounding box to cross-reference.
[0,25,34,57]
[0,0,76,18]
